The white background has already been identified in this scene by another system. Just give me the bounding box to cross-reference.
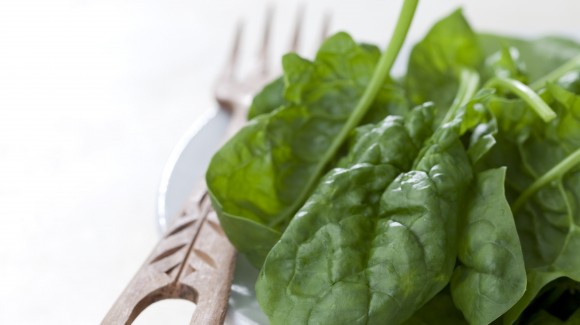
[0,0,579,324]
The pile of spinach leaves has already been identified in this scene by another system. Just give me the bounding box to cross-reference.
[206,0,580,323]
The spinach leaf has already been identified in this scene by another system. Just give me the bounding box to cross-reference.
[526,310,564,325]
[478,34,580,88]
[482,46,528,84]
[406,9,483,120]
[247,77,288,119]
[565,309,580,324]
[403,288,467,325]
[208,2,580,322]
[206,0,418,267]
[256,103,473,324]
[458,88,497,164]
[519,277,580,324]
[207,34,393,266]
[450,167,526,325]
[479,81,580,323]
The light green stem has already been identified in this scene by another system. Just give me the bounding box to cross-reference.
[269,0,419,228]
[346,0,420,129]
[513,148,580,212]
[441,69,480,124]
[530,54,580,91]
[485,77,557,122]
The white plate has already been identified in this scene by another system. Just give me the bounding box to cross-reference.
[156,105,269,325]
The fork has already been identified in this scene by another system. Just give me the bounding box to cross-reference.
[102,6,330,325]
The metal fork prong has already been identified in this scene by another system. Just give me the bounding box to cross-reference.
[222,20,244,80]
[289,4,305,53]
[258,4,275,75]
[319,11,332,46]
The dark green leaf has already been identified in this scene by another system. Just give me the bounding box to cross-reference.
[479,80,580,323]
[458,89,497,164]
[526,310,564,325]
[450,168,526,325]
[256,105,473,324]
[519,277,580,324]
[403,288,467,325]
[247,77,288,119]
[406,9,483,120]
[207,32,407,267]
[565,308,580,324]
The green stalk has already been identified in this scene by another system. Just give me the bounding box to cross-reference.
[269,0,419,228]
[485,77,557,122]
[513,147,580,212]
[530,54,580,91]
[345,0,420,129]
[441,68,480,124]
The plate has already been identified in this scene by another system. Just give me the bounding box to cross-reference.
[156,106,268,325]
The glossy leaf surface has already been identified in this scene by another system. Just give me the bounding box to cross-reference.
[256,105,473,324]
[207,33,406,266]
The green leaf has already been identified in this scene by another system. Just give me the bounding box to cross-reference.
[478,34,580,87]
[457,88,497,164]
[256,105,473,324]
[482,46,528,84]
[565,308,580,324]
[206,0,422,267]
[406,9,484,120]
[515,277,580,324]
[247,77,288,119]
[479,79,580,323]
[207,32,409,266]
[403,288,467,325]
[450,168,526,325]
[526,310,564,325]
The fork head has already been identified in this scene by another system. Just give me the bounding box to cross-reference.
[214,5,331,113]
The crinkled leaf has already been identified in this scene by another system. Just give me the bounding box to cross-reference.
[207,32,407,267]
[480,94,548,202]
[256,105,473,324]
[450,168,526,325]
[479,80,580,323]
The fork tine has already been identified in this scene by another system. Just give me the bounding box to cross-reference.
[258,4,275,75]
[289,4,305,53]
[319,11,332,45]
[221,20,244,80]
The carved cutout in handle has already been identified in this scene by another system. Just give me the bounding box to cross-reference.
[102,186,236,325]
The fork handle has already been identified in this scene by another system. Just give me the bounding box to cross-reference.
[103,106,249,324]
[102,187,236,325]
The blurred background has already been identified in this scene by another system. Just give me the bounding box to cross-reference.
[0,0,579,324]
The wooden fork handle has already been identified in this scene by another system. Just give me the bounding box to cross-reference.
[102,186,236,325]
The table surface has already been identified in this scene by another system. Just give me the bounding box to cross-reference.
[1,0,579,324]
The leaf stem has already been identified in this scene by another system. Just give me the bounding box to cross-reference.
[441,68,480,124]
[530,54,580,91]
[485,77,557,122]
[512,147,580,212]
[348,0,420,129]
[268,0,419,228]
